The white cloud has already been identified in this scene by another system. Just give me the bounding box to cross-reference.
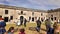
[27,0,60,9]
[0,0,60,10]
[28,0,60,7]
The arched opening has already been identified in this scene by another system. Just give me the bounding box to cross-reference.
[32,17,34,21]
[20,16,24,21]
[20,16,24,25]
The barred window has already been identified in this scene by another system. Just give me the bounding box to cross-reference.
[5,10,8,14]
[10,16,13,20]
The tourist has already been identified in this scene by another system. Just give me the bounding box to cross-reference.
[6,27,14,34]
[24,18,27,27]
[19,28,25,34]
[0,17,6,34]
[36,18,41,32]
[45,19,54,34]
[45,19,52,31]
[54,24,60,34]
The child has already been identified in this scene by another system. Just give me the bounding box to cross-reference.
[19,28,25,34]
[6,27,14,34]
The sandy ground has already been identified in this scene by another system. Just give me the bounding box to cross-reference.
[5,22,47,34]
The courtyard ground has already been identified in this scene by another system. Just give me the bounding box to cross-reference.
[5,22,47,34]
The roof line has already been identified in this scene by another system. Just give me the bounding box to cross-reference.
[0,4,47,12]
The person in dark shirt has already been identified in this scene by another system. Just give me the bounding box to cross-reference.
[36,18,41,32]
[24,18,27,27]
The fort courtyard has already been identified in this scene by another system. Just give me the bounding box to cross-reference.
[0,4,60,34]
[5,22,47,34]
[0,4,60,23]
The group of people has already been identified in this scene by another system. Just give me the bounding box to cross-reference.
[36,18,60,34]
[0,17,26,34]
[0,17,60,34]
[5,27,25,34]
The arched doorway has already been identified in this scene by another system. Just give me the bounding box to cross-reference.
[20,16,24,25]
[20,16,24,21]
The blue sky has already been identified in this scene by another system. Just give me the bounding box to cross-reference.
[0,0,60,10]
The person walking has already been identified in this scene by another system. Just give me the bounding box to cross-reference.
[36,18,41,32]
[20,19,23,26]
[24,18,27,27]
[45,19,52,34]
